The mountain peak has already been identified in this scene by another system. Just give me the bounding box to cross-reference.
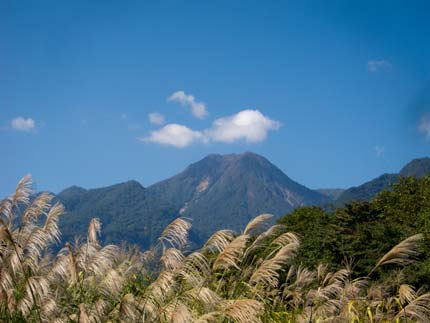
[148,151,329,240]
[399,157,430,177]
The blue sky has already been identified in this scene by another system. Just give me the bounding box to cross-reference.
[1,0,429,196]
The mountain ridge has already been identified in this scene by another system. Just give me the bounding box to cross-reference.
[54,153,430,247]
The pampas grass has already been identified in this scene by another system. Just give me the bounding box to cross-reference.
[0,175,429,323]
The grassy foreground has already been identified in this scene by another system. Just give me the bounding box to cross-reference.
[0,175,429,322]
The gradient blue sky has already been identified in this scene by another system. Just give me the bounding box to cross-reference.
[1,0,429,196]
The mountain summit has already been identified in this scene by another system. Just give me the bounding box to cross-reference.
[147,152,330,239]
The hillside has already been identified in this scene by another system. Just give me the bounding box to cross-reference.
[335,157,430,205]
[147,152,330,239]
[57,180,178,248]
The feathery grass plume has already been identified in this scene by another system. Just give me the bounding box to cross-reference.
[169,302,193,323]
[79,303,91,323]
[21,192,52,226]
[159,217,191,250]
[4,174,32,229]
[243,213,274,236]
[271,232,300,248]
[223,299,264,323]
[213,234,249,271]
[161,248,184,271]
[99,268,124,298]
[399,284,417,305]
[249,241,299,288]
[245,224,285,254]
[316,263,329,284]
[395,292,430,322]
[119,293,139,321]
[87,218,101,245]
[140,270,176,311]
[65,243,78,284]
[10,174,32,208]
[85,244,119,277]
[184,287,221,312]
[283,266,315,305]
[283,266,316,308]
[0,197,12,220]
[179,252,210,287]
[203,229,235,253]
[371,234,424,274]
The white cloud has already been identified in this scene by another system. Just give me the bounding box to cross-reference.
[418,113,430,140]
[168,90,208,119]
[141,123,204,148]
[142,109,281,148]
[375,145,385,157]
[11,117,36,132]
[148,112,165,125]
[205,109,281,143]
[367,60,392,72]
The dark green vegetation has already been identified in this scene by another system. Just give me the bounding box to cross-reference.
[55,153,430,250]
[57,180,177,248]
[280,175,430,287]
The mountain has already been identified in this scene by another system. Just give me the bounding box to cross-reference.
[57,180,177,248]
[146,152,330,240]
[399,157,430,177]
[335,174,399,206]
[335,157,430,205]
[54,153,430,248]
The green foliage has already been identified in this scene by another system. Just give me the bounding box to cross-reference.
[279,176,430,285]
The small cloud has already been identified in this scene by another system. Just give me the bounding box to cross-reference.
[168,90,208,119]
[375,145,385,157]
[141,109,281,148]
[141,124,203,148]
[205,109,281,143]
[120,113,128,120]
[418,113,430,140]
[148,112,165,125]
[11,117,36,132]
[367,60,392,72]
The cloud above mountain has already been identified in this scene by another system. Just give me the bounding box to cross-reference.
[142,109,281,148]
[142,124,204,148]
[148,112,165,125]
[168,91,208,119]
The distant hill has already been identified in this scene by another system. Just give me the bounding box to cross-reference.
[335,157,430,206]
[147,152,330,240]
[335,174,399,206]
[57,180,177,248]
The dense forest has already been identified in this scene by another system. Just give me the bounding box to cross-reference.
[0,175,429,322]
